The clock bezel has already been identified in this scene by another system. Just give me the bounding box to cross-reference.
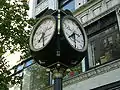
[29,15,56,52]
[62,15,88,52]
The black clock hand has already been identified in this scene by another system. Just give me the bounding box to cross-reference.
[42,32,45,46]
[68,32,76,47]
[67,26,72,31]
[38,26,52,43]
[75,33,81,37]
[72,30,82,37]
[68,32,75,38]
[38,32,45,44]
[38,35,42,43]
[73,33,76,48]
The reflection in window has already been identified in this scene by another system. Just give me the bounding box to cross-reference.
[63,62,82,80]
[16,65,24,72]
[91,41,100,66]
[25,60,33,67]
[60,0,75,12]
[89,24,120,67]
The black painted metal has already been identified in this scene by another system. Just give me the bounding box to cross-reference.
[54,78,62,90]
[58,0,60,9]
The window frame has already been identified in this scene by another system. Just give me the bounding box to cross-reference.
[88,23,120,68]
[60,0,75,11]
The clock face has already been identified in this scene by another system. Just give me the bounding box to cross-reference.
[29,15,56,51]
[62,16,87,52]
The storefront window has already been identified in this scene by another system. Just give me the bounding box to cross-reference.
[88,24,120,67]
[86,11,120,68]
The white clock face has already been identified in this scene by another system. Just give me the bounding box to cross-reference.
[30,16,56,51]
[62,16,86,51]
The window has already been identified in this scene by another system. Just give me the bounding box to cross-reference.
[75,0,87,9]
[86,12,119,68]
[88,24,120,67]
[60,0,75,12]
[16,65,24,72]
[25,60,33,67]
[16,65,24,77]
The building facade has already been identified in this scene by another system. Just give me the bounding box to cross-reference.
[11,0,120,90]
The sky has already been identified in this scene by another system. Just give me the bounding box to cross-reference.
[3,51,21,69]
[3,51,21,90]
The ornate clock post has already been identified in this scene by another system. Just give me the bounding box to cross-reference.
[29,1,88,90]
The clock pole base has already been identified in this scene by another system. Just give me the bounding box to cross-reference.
[47,62,68,90]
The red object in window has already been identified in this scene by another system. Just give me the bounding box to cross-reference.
[70,71,74,77]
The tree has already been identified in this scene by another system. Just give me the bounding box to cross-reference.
[0,0,35,57]
[0,57,21,90]
[0,0,36,89]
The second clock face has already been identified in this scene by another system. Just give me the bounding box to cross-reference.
[62,16,87,52]
[30,15,56,51]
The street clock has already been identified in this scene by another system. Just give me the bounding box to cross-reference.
[29,15,58,67]
[29,10,88,68]
[29,15,56,51]
[62,15,87,52]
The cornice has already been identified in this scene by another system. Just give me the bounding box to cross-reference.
[63,59,120,87]
[73,0,101,16]
[83,4,120,27]
[44,59,120,90]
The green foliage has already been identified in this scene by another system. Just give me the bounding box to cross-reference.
[0,0,35,57]
[0,0,36,89]
[0,57,21,90]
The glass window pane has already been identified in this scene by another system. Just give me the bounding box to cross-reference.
[25,60,33,67]
[89,23,120,67]
[16,65,23,72]
[61,0,75,12]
